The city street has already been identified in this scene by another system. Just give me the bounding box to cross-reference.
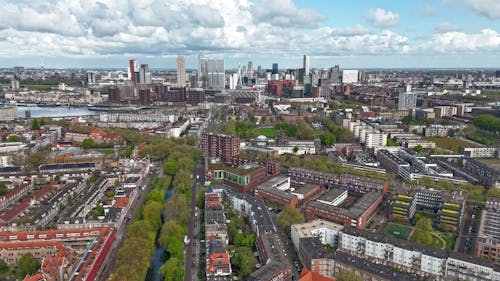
[184,160,205,281]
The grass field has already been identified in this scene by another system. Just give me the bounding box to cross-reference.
[384,224,412,240]
[441,232,457,251]
[410,232,445,249]
[255,127,278,138]
[422,137,472,152]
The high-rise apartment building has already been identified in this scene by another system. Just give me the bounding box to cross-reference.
[200,58,225,89]
[272,63,279,74]
[329,65,341,83]
[202,133,240,164]
[177,55,186,87]
[138,64,151,84]
[128,59,136,81]
[398,85,417,110]
[197,52,203,83]
[247,61,253,77]
[303,55,310,75]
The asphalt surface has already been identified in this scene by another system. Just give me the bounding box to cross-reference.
[184,161,205,281]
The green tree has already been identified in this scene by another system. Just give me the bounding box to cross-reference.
[172,169,192,195]
[31,119,40,130]
[413,145,423,153]
[82,138,95,149]
[232,247,258,279]
[387,138,400,146]
[0,259,9,277]
[142,201,163,230]
[7,135,21,142]
[248,107,255,123]
[164,159,176,176]
[16,253,40,279]
[224,119,236,135]
[165,194,191,225]
[277,207,304,235]
[166,238,184,259]
[0,183,9,196]
[297,118,315,139]
[317,133,335,146]
[26,152,47,169]
[158,221,186,250]
[474,114,500,132]
[293,146,299,154]
[261,115,267,123]
[159,257,184,281]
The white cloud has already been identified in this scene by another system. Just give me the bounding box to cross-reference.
[364,8,399,28]
[0,0,494,64]
[467,0,500,19]
[330,24,372,36]
[419,29,500,52]
[251,0,326,28]
[434,22,462,33]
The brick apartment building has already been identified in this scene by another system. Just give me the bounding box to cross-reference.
[202,133,240,164]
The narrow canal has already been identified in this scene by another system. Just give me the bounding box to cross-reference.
[145,186,173,281]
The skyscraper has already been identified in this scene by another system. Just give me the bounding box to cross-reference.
[398,85,418,110]
[177,55,186,87]
[128,59,136,81]
[200,58,225,89]
[272,63,278,74]
[197,52,203,82]
[247,61,253,77]
[138,64,151,84]
[330,65,341,83]
[303,55,310,75]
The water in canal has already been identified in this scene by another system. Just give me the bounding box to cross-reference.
[145,187,173,281]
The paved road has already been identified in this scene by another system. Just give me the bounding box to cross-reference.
[184,161,205,281]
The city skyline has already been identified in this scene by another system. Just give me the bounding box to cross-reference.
[0,0,499,69]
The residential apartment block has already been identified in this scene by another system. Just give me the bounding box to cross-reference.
[391,189,465,230]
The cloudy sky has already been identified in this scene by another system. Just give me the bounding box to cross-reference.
[0,0,499,69]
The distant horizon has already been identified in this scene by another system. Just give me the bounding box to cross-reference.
[2,65,500,72]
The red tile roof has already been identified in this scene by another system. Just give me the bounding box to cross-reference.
[23,273,45,281]
[112,197,129,208]
[207,252,230,275]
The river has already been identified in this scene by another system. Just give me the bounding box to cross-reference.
[145,187,174,281]
[16,105,97,118]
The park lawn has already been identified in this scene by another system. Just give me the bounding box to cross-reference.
[384,223,412,240]
[410,232,445,249]
[430,234,445,249]
[255,127,278,138]
[422,137,472,153]
[441,232,457,251]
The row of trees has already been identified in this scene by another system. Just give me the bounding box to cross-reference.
[474,114,500,133]
[408,178,485,204]
[277,207,305,237]
[280,155,394,181]
[156,143,198,281]
[110,134,198,281]
[317,117,354,145]
[108,176,171,281]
